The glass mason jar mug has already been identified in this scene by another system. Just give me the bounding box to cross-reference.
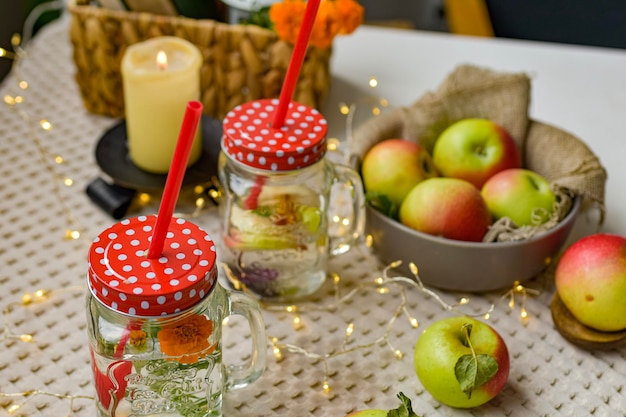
[86,216,267,417]
[218,99,365,301]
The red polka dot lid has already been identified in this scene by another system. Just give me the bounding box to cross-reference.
[88,215,217,317]
[221,99,328,171]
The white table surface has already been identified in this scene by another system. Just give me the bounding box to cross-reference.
[0,13,625,417]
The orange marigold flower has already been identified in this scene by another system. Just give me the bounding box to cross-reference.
[157,314,215,364]
[269,0,306,45]
[335,0,364,35]
[269,0,363,48]
[309,0,341,49]
[129,330,147,350]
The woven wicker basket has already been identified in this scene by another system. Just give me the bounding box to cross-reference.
[67,0,332,120]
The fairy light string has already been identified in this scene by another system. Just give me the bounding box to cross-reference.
[228,256,540,394]
[0,390,93,417]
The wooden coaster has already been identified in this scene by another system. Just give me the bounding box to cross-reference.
[550,292,626,350]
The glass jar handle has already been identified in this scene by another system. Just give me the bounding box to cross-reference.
[224,291,267,390]
[328,163,366,256]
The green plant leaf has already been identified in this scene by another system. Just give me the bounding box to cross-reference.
[386,392,420,417]
[455,353,499,398]
[366,191,399,220]
[454,322,499,399]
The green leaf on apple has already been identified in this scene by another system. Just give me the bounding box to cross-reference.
[366,191,399,220]
[386,392,420,417]
[454,323,499,399]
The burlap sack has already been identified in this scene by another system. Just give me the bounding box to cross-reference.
[350,64,607,239]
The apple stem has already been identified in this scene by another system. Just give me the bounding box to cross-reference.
[462,323,478,362]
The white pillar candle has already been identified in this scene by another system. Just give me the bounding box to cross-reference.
[121,36,203,174]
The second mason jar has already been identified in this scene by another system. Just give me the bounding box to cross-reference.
[218,99,365,302]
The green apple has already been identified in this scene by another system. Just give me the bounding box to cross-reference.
[555,233,626,332]
[361,138,438,209]
[432,118,521,189]
[414,317,510,408]
[399,177,491,242]
[481,168,556,226]
[345,392,419,417]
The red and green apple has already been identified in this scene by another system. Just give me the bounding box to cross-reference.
[399,177,491,242]
[432,118,521,189]
[413,316,510,408]
[361,138,438,208]
[481,168,556,226]
[555,233,626,332]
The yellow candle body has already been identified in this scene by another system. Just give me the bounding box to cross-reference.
[121,36,203,174]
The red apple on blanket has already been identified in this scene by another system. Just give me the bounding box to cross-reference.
[481,168,556,226]
[399,177,491,242]
[361,138,438,208]
[555,233,626,332]
[414,317,510,408]
[432,118,521,189]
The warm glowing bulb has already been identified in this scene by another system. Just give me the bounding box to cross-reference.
[20,334,33,343]
[339,103,350,115]
[393,350,403,359]
[7,403,20,414]
[40,119,52,130]
[345,323,354,337]
[11,33,21,47]
[138,193,151,204]
[65,229,81,240]
[322,380,331,394]
[54,155,64,164]
[409,317,419,328]
[63,178,74,187]
[21,293,33,305]
[368,77,378,88]
[156,50,167,70]
[326,137,340,151]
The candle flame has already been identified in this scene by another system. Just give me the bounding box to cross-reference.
[156,50,167,70]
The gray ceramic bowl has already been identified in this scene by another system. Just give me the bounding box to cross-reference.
[365,197,581,292]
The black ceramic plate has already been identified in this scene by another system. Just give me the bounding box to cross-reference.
[95,115,222,192]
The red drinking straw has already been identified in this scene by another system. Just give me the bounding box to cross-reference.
[272,0,321,129]
[147,100,203,259]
